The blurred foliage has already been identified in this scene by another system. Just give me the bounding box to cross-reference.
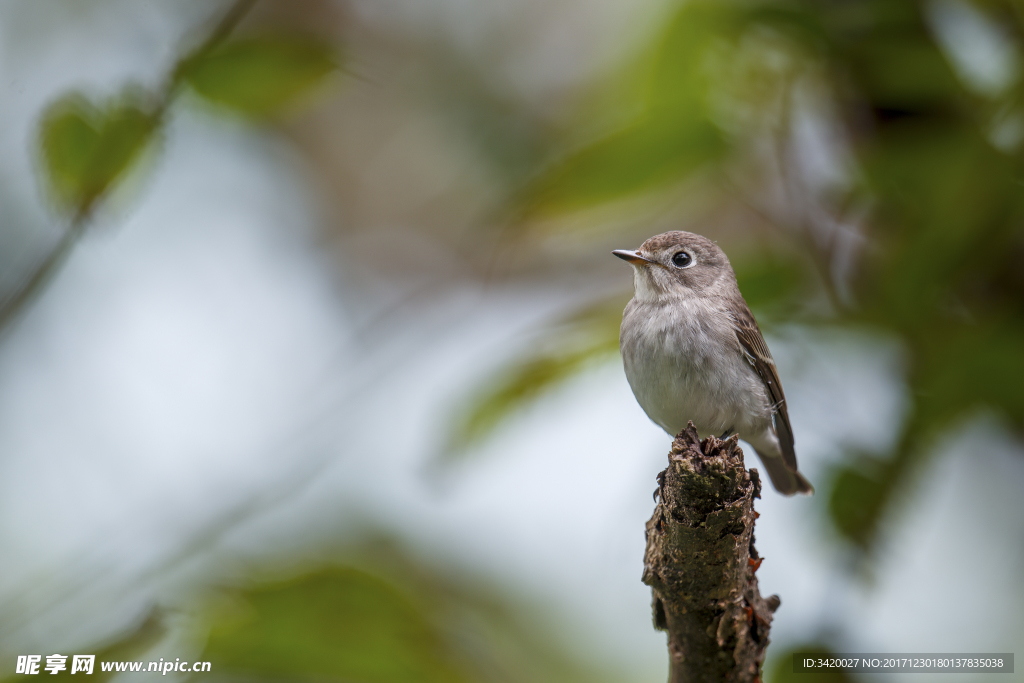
[520,3,734,214]
[200,545,628,683]
[732,250,817,314]
[39,92,156,212]
[36,30,337,220]
[810,0,1024,553]
[178,37,338,117]
[0,550,627,683]
[204,568,469,683]
[445,298,625,457]
[827,455,889,548]
[7,0,339,333]
[460,0,1024,555]
[0,609,164,683]
[767,644,853,683]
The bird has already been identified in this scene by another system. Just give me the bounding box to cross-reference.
[613,230,813,495]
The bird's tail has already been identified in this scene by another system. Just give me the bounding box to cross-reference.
[755,449,814,496]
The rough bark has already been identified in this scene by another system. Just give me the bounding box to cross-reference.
[643,422,779,683]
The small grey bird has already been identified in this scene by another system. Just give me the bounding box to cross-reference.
[614,230,813,495]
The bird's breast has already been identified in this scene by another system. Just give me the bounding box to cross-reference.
[620,297,765,436]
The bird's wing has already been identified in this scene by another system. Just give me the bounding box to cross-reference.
[727,301,798,471]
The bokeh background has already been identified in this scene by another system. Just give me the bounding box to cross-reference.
[1,0,1023,681]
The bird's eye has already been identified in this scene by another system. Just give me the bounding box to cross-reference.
[671,251,692,268]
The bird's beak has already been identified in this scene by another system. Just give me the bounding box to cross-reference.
[612,249,653,265]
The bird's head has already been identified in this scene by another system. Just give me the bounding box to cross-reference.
[612,231,734,302]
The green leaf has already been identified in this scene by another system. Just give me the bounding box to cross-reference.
[827,459,890,549]
[203,568,469,683]
[518,1,744,215]
[518,1,831,217]
[453,340,619,450]
[39,93,155,210]
[444,299,624,456]
[180,36,338,116]
[524,114,725,214]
